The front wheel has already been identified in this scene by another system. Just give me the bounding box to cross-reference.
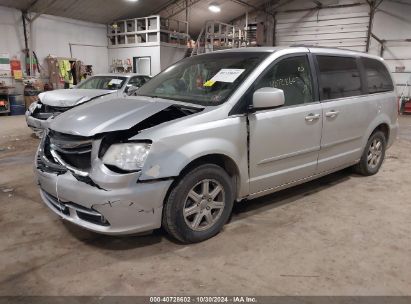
[354,131,386,176]
[162,164,234,243]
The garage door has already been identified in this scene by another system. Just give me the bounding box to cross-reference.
[275,3,370,52]
[379,41,411,97]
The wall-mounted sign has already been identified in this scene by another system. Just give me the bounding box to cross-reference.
[0,53,11,71]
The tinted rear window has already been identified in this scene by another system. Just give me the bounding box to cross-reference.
[317,56,362,100]
[362,58,393,94]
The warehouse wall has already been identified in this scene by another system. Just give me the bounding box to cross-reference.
[108,46,161,76]
[369,0,411,95]
[0,7,25,66]
[159,46,187,71]
[0,5,108,77]
[108,45,187,76]
[32,14,108,74]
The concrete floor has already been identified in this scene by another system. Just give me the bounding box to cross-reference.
[0,115,410,296]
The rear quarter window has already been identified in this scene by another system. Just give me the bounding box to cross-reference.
[362,57,394,94]
[316,55,362,100]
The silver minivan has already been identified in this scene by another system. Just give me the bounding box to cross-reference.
[35,47,398,243]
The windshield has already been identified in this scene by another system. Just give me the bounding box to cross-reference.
[136,52,270,106]
[76,76,127,90]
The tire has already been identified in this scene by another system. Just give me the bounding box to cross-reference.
[354,130,386,176]
[162,164,234,243]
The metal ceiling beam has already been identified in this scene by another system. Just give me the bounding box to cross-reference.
[229,0,276,16]
[229,0,262,11]
[151,0,179,15]
[366,0,384,52]
[312,0,323,7]
[160,0,203,19]
[31,0,58,21]
[26,0,40,12]
[230,0,281,24]
[269,0,298,12]
[387,0,411,5]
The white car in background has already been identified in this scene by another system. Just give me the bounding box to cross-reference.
[26,73,152,135]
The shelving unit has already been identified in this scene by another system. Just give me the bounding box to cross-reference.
[245,23,258,46]
[192,21,248,56]
[108,15,189,47]
[110,59,132,73]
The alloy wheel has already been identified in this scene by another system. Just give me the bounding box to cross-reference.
[183,179,225,231]
[367,138,383,169]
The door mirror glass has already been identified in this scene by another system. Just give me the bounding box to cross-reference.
[253,87,285,109]
[126,85,139,96]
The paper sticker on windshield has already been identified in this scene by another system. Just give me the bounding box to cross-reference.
[210,69,245,83]
[109,79,123,85]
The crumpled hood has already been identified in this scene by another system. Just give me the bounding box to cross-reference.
[49,96,174,137]
[39,89,115,107]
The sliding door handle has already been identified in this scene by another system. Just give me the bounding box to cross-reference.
[305,113,321,122]
[325,110,339,118]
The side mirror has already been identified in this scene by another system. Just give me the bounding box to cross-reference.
[252,87,285,110]
[126,86,139,96]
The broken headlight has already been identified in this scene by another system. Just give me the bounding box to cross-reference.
[28,101,39,113]
[102,143,151,172]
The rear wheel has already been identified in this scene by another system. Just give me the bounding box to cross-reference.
[354,131,386,176]
[162,164,234,243]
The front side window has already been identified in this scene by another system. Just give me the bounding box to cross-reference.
[254,55,314,106]
[317,56,362,100]
[77,76,127,90]
[136,52,270,106]
[362,58,393,94]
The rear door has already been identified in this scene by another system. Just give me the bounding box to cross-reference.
[315,55,374,173]
[248,54,322,194]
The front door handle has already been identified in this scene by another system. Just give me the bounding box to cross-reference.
[305,113,321,122]
[325,110,340,118]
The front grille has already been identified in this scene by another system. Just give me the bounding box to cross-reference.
[42,190,109,226]
[43,105,72,113]
[36,153,67,175]
[32,104,72,120]
[46,131,93,171]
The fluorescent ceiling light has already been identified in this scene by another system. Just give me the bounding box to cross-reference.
[126,0,139,2]
[208,3,221,13]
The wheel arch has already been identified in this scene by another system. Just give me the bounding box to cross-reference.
[363,115,391,147]
[373,123,390,142]
[166,153,241,201]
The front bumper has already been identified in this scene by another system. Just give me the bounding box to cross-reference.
[35,154,173,235]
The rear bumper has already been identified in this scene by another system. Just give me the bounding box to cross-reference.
[35,155,173,235]
[388,120,399,149]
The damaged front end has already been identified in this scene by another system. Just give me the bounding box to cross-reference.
[35,103,202,235]
[26,90,114,137]
[26,102,76,137]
